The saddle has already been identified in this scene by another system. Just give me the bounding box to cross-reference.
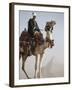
[19,31,44,56]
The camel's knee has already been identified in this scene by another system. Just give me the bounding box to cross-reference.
[19,55,21,60]
[35,64,37,70]
[22,61,24,71]
[22,65,24,71]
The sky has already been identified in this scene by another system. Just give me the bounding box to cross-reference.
[19,10,64,79]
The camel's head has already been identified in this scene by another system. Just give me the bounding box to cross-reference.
[50,20,56,27]
[45,20,56,32]
[45,20,56,48]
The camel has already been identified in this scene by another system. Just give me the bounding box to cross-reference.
[19,20,56,79]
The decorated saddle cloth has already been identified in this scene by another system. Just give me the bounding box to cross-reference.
[19,31,31,47]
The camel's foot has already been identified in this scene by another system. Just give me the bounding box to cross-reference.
[22,67,30,79]
[34,72,40,78]
[22,66,24,71]
[34,75,36,78]
[37,72,40,78]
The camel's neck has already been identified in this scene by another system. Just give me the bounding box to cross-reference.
[35,31,49,49]
[41,30,46,40]
[41,30,51,49]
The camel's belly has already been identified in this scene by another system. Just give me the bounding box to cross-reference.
[35,45,44,54]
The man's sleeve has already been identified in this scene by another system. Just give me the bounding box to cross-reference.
[36,22,40,31]
[28,19,34,29]
[28,19,30,27]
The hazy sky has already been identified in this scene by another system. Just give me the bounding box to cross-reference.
[19,10,64,79]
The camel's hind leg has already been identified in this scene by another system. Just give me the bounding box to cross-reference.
[22,55,30,79]
[34,54,43,78]
[19,52,22,60]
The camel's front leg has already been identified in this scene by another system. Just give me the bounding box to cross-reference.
[34,55,38,78]
[37,54,43,78]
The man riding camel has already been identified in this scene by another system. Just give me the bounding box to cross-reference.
[28,12,40,37]
[28,12,44,53]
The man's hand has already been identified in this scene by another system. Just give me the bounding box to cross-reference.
[33,26,36,30]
